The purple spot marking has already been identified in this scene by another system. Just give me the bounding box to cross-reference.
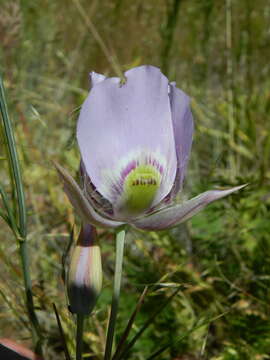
[121,160,137,180]
[110,156,164,202]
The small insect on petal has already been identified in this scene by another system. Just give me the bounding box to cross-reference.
[67,224,102,315]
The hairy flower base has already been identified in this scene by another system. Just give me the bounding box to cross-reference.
[122,164,161,216]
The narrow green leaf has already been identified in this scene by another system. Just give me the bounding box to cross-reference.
[53,303,72,360]
[146,311,229,360]
[112,287,148,360]
[0,75,27,238]
[61,226,74,284]
[0,287,30,331]
[0,208,10,226]
[76,314,85,360]
[0,183,19,236]
[0,245,21,278]
[117,286,181,360]
[0,75,42,354]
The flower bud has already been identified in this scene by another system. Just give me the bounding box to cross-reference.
[67,224,102,315]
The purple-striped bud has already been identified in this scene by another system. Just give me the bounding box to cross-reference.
[67,224,102,315]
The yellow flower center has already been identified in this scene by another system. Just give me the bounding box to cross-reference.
[122,164,161,215]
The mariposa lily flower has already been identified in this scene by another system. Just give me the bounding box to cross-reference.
[56,65,245,230]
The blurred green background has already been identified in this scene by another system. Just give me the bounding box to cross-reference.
[0,0,270,359]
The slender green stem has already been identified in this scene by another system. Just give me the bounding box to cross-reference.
[160,0,182,74]
[19,240,43,354]
[76,314,85,360]
[104,227,126,360]
[72,0,124,80]
[53,304,72,360]
[226,0,236,180]
[0,76,27,237]
[117,287,181,360]
[0,75,42,353]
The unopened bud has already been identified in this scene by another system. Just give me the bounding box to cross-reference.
[67,224,102,315]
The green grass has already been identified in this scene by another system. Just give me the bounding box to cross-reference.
[0,0,270,359]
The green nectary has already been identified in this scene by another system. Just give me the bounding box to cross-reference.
[123,164,161,215]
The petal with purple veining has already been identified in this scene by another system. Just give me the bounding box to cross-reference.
[55,162,124,228]
[132,185,246,230]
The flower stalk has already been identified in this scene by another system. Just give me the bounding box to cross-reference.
[76,314,85,360]
[104,227,126,360]
[19,239,43,353]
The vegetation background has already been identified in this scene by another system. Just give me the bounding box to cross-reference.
[0,0,270,359]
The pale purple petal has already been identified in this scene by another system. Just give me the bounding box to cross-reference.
[132,185,246,230]
[55,162,124,228]
[90,71,107,87]
[77,65,177,209]
[168,83,194,197]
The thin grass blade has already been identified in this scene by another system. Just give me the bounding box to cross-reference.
[0,75,27,238]
[61,226,74,284]
[117,286,181,360]
[53,303,72,360]
[112,286,148,360]
[146,311,229,360]
[0,75,42,354]
[0,287,30,331]
[0,209,10,226]
[71,0,124,80]
[0,184,19,235]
